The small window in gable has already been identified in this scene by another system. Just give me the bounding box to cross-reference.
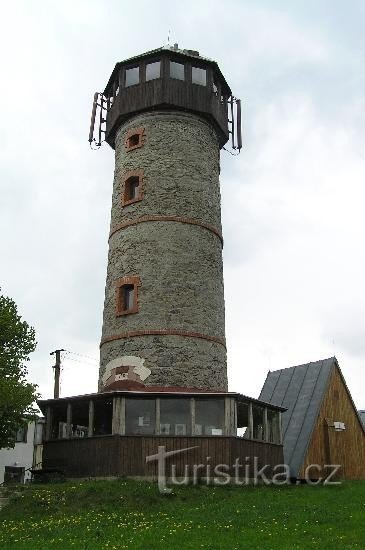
[116,276,141,316]
[192,67,206,86]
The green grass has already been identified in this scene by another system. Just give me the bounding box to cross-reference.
[1,479,365,549]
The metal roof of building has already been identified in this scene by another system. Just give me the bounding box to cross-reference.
[259,357,336,477]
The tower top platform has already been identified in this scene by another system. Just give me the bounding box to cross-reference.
[104,45,232,97]
[101,45,234,149]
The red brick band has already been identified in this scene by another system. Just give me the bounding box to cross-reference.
[109,216,223,245]
[100,329,226,349]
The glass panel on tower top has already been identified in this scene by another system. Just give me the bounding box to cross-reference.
[125,67,140,87]
[146,61,161,81]
[192,67,206,86]
[170,61,185,81]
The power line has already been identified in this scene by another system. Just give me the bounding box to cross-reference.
[62,349,99,364]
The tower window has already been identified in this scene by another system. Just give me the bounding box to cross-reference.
[170,61,184,80]
[121,170,144,206]
[125,67,139,87]
[146,61,161,81]
[128,134,140,148]
[125,176,139,201]
[122,285,134,311]
[192,67,206,86]
[124,127,145,152]
[116,276,141,316]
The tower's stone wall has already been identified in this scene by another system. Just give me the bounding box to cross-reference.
[99,111,227,391]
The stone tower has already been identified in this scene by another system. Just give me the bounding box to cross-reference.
[93,46,240,393]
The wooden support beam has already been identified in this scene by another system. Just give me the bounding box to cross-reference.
[112,397,122,435]
[120,397,126,435]
[224,396,230,435]
[190,398,195,435]
[278,412,283,445]
[248,402,254,440]
[88,400,94,437]
[224,397,236,436]
[263,407,269,442]
[66,403,72,439]
[155,398,160,435]
[45,406,51,441]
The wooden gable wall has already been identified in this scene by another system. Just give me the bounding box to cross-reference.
[300,366,365,479]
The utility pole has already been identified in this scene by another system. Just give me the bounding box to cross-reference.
[50,349,65,399]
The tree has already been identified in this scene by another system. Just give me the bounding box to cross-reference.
[0,290,39,449]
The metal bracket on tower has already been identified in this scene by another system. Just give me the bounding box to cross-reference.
[88,92,109,149]
[227,96,243,154]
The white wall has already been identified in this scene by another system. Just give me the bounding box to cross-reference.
[0,422,36,484]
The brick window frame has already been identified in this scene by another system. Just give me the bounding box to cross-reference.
[121,170,145,207]
[115,276,141,316]
[124,127,146,152]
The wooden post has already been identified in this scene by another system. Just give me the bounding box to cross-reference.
[225,397,235,436]
[45,406,52,440]
[112,397,122,435]
[119,67,123,91]
[66,403,72,439]
[224,397,230,435]
[88,400,94,437]
[155,398,160,435]
[263,407,269,442]
[50,349,64,399]
[248,402,254,440]
[120,397,126,435]
[190,398,195,435]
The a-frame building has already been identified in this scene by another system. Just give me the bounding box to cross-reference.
[259,357,365,480]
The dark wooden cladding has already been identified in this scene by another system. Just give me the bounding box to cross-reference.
[42,436,283,479]
[105,52,230,149]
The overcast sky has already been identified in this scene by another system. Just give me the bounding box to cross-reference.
[1,1,365,409]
